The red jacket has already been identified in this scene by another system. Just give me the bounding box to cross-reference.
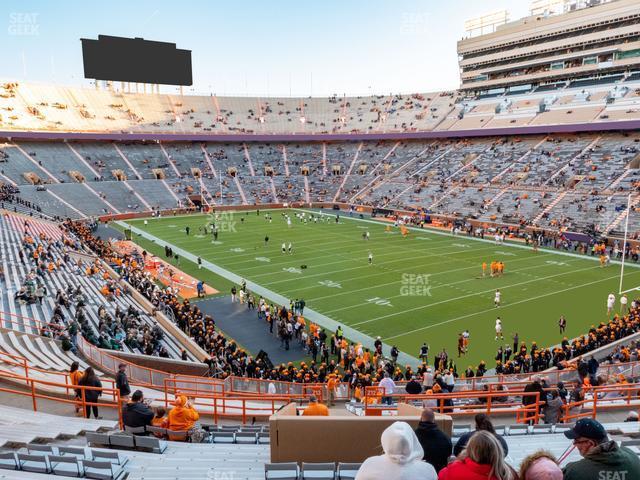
[438,459,500,480]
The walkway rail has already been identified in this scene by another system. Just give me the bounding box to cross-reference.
[0,359,123,428]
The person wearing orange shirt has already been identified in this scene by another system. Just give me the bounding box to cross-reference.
[302,395,329,416]
[168,395,199,440]
[69,361,83,415]
[151,407,168,437]
[482,262,487,277]
[327,375,338,407]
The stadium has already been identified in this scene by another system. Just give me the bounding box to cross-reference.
[2,0,640,478]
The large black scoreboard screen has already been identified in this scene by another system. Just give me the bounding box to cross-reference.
[81,35,192,86]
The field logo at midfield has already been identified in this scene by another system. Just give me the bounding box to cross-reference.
[494,251,516,256]
[255,257,270,263]
[400,273,432,297]
[206,211,237,233]
[282,267,302,274]
[366,296,393,307]
[318,280,342,289]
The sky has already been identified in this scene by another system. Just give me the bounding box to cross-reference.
[1,0,531,97]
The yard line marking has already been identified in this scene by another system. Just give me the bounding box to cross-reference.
[254,244,501,284]
[252,240,501,280]
[350,263,608,327]
[383,270,640,341]
[296,208,640,269]
[321,255,588,314]
[116,220,421,366]
[217,233,465,270]
[308,254,568,305]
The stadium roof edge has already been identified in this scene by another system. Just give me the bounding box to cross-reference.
[0,119,639,143]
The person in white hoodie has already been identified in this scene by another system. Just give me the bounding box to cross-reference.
[355,421,437,480]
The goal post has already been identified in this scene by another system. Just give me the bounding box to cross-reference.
[619,193,634,295]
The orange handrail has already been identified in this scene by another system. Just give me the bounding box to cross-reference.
[0,309,59,334]
[363,388,543,424]
[0,368,123,428]
[0,349,117,395]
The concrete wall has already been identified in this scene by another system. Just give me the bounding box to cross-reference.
[269,402,452,463]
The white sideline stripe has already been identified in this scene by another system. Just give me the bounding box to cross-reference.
[116,220,421,367]
[351,263,612,326]
[296,208,640,270]
[384,271,640,341]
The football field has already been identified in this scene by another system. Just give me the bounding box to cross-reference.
[121,209,640,368]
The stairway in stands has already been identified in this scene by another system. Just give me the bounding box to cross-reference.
[0,214,193,360]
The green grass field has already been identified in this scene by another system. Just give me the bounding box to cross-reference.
[121,209,640,368]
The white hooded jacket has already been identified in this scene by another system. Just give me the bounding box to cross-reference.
[355,421,437,480]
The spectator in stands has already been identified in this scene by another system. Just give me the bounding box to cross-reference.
[302,395,329,416]
[152,407,168,430]
[523,375,546,423]
[379,372,396,405]
[69,361,82,415]
[414,408,452,473]
[439,430,514,480]
[542,389,563,425]
[563,418,640,480]
[518,451,562,480]
[453,414,508,457]
[168,395,200,441]
[115,363,131,401]
[123,390,154,430]
[78,367,102,419]
[356,421,437,480]
[405,376,423,395]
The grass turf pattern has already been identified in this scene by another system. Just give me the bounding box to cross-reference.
[125,209,640,368]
